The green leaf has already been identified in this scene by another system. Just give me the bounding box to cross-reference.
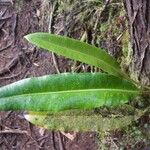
[25,33,125,78]
[24,109,144,132]
[0,73,139,112]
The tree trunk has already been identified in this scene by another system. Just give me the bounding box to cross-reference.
[124,0,150,86]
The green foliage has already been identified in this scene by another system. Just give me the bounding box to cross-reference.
[24,108,144,132]
[0,73,139,111]
[25,33,125,78]
[0,32,148,132]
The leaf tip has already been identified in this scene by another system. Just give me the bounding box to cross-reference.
[24,34,32,42]
[24,113,29,120]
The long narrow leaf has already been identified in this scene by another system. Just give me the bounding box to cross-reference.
[24,109,144,132]
[0,73,139,112]
[25,33,125,78]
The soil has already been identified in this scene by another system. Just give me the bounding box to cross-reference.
[0,1,98,150]
[0,1,150,150]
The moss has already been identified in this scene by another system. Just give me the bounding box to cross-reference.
[120,30,133,74]
[119,29,142,82]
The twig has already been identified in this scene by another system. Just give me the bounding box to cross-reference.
[0,128,42,149]
[58,132,64,150]
[0,71,22,80]
[0,56,21,76]
[0,22,5,29]
[0,129,28,134]
[48,1,60,74]
[0,53,12,59]
[0,0,13,5]
[11,13,17,44]
[52,53,60,74]
[0,15,12,21]
[0,50,32,76]
[117,27,128,41]
[71,31,87,73]
[0,42,12,52]
[109,137,119,149]
[94,0,110,31]
[51,131,57,150]
[28,134,49,147]
[60,131,76,141]
[0,8,7,17]
[3,111,12,120]
[0,8,7,26]
[48,1,57,34]
[92,0,111,45]
[0,54,19,76]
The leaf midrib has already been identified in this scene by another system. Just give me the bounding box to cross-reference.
[0,88,139,99]
[54,43,120,70]
[40,40,123,76]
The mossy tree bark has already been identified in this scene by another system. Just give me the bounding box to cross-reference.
[124,0,150,85]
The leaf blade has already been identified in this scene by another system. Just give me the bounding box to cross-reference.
[25,33,124,78]
[0,73,139,112]
[24,109,144,132]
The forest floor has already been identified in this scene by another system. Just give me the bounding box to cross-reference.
[0,0,149,150]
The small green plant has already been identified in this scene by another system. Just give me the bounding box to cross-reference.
[0,33,149,132]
